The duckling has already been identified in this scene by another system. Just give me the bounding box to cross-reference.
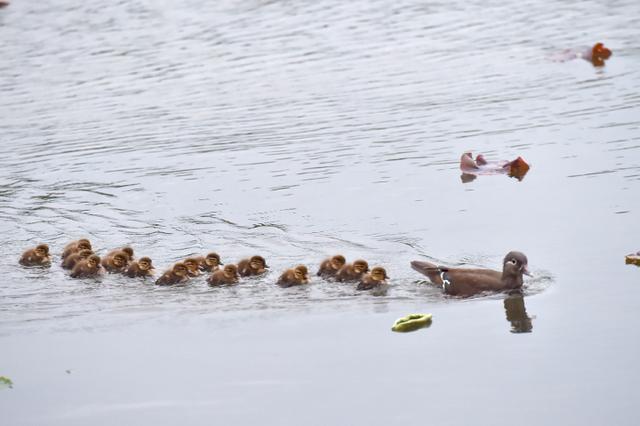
[182,257,202,277]
[277,265,310,288]
[101,250,130,273]
[196,252,222,272]
[19,244,51,267]
[124,257,154,278]
[61,239,92,260]
[335,259,369,282]
[70,255,103,278]
[207,264,239,286]
[61,249,93,270]
[357,267,388,290]
[237,255,268,277]
[155,263,189,286]
[317,254,346,278]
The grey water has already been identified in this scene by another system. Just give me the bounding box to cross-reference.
[1,0,639,425]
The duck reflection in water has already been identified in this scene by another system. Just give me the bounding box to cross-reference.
[503,291,533,333]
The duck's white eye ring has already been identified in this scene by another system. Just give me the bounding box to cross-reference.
[508,259,517,264]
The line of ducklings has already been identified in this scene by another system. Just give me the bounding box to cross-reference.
[19,241,388,290]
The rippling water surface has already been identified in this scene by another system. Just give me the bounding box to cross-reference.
[1,0,639,424]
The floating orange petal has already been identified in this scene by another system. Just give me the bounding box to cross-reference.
[507,157,530,181]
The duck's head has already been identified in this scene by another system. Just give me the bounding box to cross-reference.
[503,251,531,278]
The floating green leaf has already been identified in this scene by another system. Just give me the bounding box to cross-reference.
[0,376,13,389]
[391,313,433,332]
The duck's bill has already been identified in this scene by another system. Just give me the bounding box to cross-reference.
[522,266,532,277]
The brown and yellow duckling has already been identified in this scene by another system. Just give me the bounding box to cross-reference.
[101,250,130,273]
[61,239,92,260]
[19,244,52,267]
[237,255,268,277]
[70,254,103,278]
[155,262,189,286]
[335,259,369,282]
[61,249,93,270]
[317,254,346,278]
[182,257,202,277]
[125,256,154,278]
[196,252,222,272]
[207,264,240,286]
[278,265,310,288]
[357,267,388,290]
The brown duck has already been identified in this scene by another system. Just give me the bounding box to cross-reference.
[411,251,531,296]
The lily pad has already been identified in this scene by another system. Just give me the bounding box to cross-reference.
[391,313,432,332]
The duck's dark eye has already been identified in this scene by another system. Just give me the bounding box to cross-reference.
[509,259,517,265]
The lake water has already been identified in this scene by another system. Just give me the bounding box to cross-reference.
[1,0,639,424]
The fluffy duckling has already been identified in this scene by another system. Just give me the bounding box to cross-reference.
[182,257,202,277]
[62,249,93,270]
[317,255,346,278]
[125,257,154,278]
[61,239,92,260]
[196,252,222,272]
[155,263,189,286]
[101,250,130,273]
[357,267,388,290]
[335,259,369,282]
[207,264,239,286]
[19,244,52,267]
[237,255,268,277]
[70,255,103,278]
[277,265,310,288]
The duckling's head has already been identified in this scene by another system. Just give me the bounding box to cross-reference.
[224,264,238,278]
[121,247,134,260]
[77,240,92,251]
[205,252,221,267]
[139,257,153,271]
[294,265,309,282]
[87,255,101,268]
[353,259,369,274]
[370,266,388,281]
[173,262,188,277]
[184,258,199,272]
[35,244,49,257]
[112,251,128,267]
[331,255,346,270]
[250,255,267,272]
